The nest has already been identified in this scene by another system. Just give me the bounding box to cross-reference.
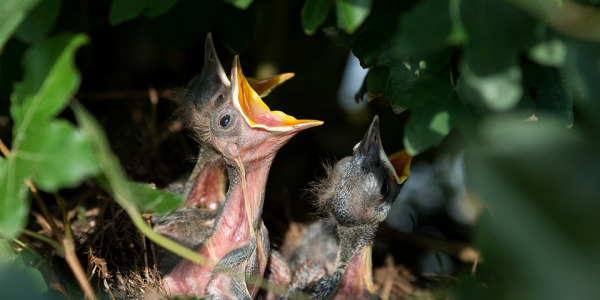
[72,196,166,299]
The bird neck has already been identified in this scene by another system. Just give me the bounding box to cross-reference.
[335,224,377,270]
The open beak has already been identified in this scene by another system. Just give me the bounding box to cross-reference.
[388,150,412,184]
[247,73,295,98]
[231,56,323,132]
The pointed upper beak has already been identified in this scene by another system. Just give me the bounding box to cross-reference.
[231,56,323,132]
[357,116,411,184]
[204,33,230,86]
[186,33,231,107]
[247,73,295,98]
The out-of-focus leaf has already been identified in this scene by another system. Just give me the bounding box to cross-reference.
[352,0,406,67]
[0,157,29,238]
[0,261,48,299]
[466,117,600,299]
[302,0,331,35]
[109,0,178,25]
[0,241,48,295]
[523,62,573,125]
[563,40,600,120]
[14,0,62,44]
[221,0,253,10]
[528,38,567,67]
[0,239,15,265]
[399,79,458,155]
[1,34,89,239]
[16,121,99,191]
[460,0,536,76]
[0,0,40,48]
[10,34,88,131]
[127,182,183,214]
[458,63,522,111]
[397,0,456,55]
[336,0,372,34]
[385,50,452,107]
[365,65,389,100]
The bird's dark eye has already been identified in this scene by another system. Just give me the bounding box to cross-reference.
[380,182,388,196]
[220,114,231,127]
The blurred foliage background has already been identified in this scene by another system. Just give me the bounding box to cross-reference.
[1,0,600,299]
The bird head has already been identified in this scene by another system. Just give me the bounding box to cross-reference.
[316,116,411,228]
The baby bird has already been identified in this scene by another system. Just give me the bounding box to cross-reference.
[268,116,411,299]
[153,33,296,279]
[157,49,322,298]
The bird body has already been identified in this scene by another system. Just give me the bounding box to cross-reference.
[155,35,322,298]
[268,116,412,299]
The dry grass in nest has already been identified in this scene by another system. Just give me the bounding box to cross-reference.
[73,198,166,299]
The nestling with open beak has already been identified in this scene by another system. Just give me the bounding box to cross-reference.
[268,116,412,299]
[153,34,297,269]
[154,38,323,298]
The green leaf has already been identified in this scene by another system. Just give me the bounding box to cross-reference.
[127,182,183,214]
[397,0,455,55]
[221,0,253,10]
[0,156,30,238]
[458,63,522,112]
[466,118,600,299]
[109,0,179,25]
[365,65,389,101]
[528,38,567,67]
[0,0,40,48]
[523,62,573,126]
[399,79,457,155]
[336,0,372,34]
[14,0,62,44]
[10,33,88,133]
[16,121,99,191]
[302,0,332,35]
[460,0,536,76]
[0,239,16,265]
[385,51,452,107]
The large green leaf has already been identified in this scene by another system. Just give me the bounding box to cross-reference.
[336,0,372,34]
[398,79,458,155]
[14,0,62,44]
[0,155,30,238]
[1,33,90,239]
[458,62,523,112]
[396,0,456,55]
[0,0,40,48]
[460,0,537,76]
[16,121,99,191]
[0,240,48,297]
[109,0,178,25]
[10,33,88,133]
[465,117,600,299]
[302,0,332,35]
[523,62,573,125]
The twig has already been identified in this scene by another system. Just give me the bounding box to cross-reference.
[0,138,10,157]
[379,224,481,263]
[56,193,98,300]
[21,229,62,251]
